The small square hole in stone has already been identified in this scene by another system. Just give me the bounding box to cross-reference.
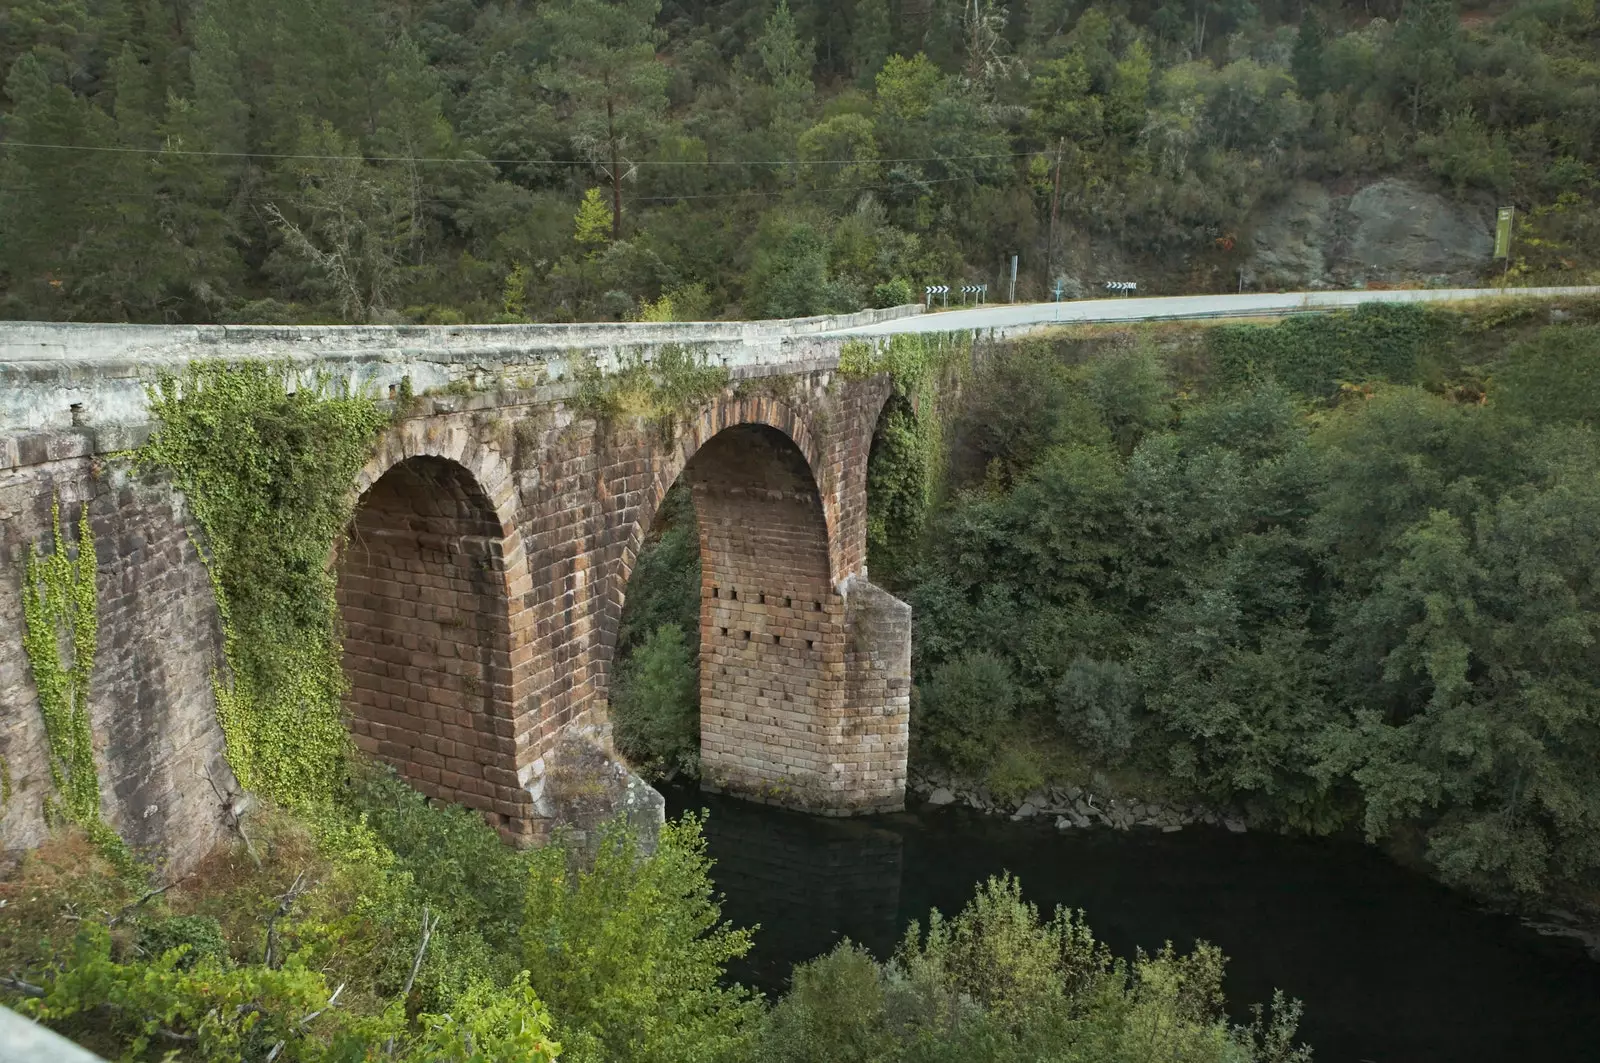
[720,627,728,636]
[731,589,738,600]
[784,597,792,607]
[758,593,766,604]
[713,586,720,598]
[812,601,822,611]
[743,630,752,640]
[773,635,781,645]
[806,639,814,650]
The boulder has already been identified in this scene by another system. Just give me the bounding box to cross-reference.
[1339,179,1493,283]
[927,787,956,807]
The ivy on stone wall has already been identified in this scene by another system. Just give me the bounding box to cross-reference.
[142,363,387,808]
[844,334,971,591]
[19,495,132,869]
[572,343,730,442]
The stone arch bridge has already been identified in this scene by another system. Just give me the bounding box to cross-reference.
[0,307,928,869]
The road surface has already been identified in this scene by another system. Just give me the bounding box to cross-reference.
[833,285,1600,337]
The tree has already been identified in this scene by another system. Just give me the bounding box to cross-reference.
[1385,0,1461,129]
[574,187,614,253]
[756,0,816,146]
[266,121,413,321]
[849,0,892,85]
[542,0,668,241]
[1291,6,1328,97]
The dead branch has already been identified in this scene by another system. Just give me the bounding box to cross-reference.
[109,882,177,928]
[197,762,259,868]
[384,908,441,1055]
[0,974,44,997]
[265,982,345,1063]
[263,870,314,971]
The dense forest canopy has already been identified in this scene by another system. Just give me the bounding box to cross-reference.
[3,0,1599,324]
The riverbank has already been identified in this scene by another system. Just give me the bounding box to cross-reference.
[904,760,1600,965]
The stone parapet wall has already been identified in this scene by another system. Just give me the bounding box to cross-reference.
[0,305,921,435]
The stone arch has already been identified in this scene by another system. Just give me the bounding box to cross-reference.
[618,394,829,597]
[602,395,861,808]
[336,428,536,841]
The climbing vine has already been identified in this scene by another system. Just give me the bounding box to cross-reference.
[141,362,387,808]
[843,334,972,590]
[19,496,132,868]
[571,343,729,442]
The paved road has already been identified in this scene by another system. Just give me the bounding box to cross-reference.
[834,285,1600,337]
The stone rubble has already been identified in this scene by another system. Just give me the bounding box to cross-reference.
[905,765,1254,835]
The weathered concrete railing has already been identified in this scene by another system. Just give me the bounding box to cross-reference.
[0,304,924,435]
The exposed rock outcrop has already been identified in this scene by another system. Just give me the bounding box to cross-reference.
[1247,177,1495,290]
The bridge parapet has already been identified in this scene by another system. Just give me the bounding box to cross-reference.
[0,305,921,435]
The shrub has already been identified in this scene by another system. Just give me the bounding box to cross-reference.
[983,744,1045,806]
[872,278,915,308]
[1055,657,1140,762]
[915,651,1017,774]
[1085,345,1170,454]
[611,624,701,778]
[135,915,229,971]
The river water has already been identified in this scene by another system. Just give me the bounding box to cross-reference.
[662,785,1600,1063]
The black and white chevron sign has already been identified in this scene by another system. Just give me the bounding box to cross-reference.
[925,285,950,296]
[1104,280,1138,292]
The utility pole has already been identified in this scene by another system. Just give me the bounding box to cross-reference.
[1009,254,1018,302]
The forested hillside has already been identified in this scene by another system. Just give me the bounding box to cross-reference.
[3,0,1599,324]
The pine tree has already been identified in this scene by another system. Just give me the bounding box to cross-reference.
[849,0,892,86]
[542,0,668,241]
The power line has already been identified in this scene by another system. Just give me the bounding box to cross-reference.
[0,171,986,206]
[0,138,1032,168]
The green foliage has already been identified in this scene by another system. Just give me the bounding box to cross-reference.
[757,875,1311,1063]
[19,496,131,870]
[574,188,613,253]
[572,343,730,441]
[140,362,388,807]
[1493,325,1600,425]
[1056,658,1139,763]
[1206,304,1452,398]
[6,768,772,1062]
[521,815,761,1063]
[611,483,702,776]
[135,915,229,971]
[909,313,1600,898]
[864,398,926,590]
[11,0,1600,321]
[870,278,914,308]
[915,651,1017,774]
[612,625,701,779]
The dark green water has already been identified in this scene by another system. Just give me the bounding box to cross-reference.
[663,785,1600,1063]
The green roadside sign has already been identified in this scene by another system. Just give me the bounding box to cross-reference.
[1495,206,1514,259]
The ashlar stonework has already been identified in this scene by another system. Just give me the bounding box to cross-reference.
[0,317,916,866]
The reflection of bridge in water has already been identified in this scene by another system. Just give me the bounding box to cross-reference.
[670,786,905,991]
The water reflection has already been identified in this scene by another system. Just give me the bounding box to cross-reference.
[666,784,1600,1063]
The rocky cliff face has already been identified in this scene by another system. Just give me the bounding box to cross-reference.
[1246,178,1495,289]
[1047,177,1496,297]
